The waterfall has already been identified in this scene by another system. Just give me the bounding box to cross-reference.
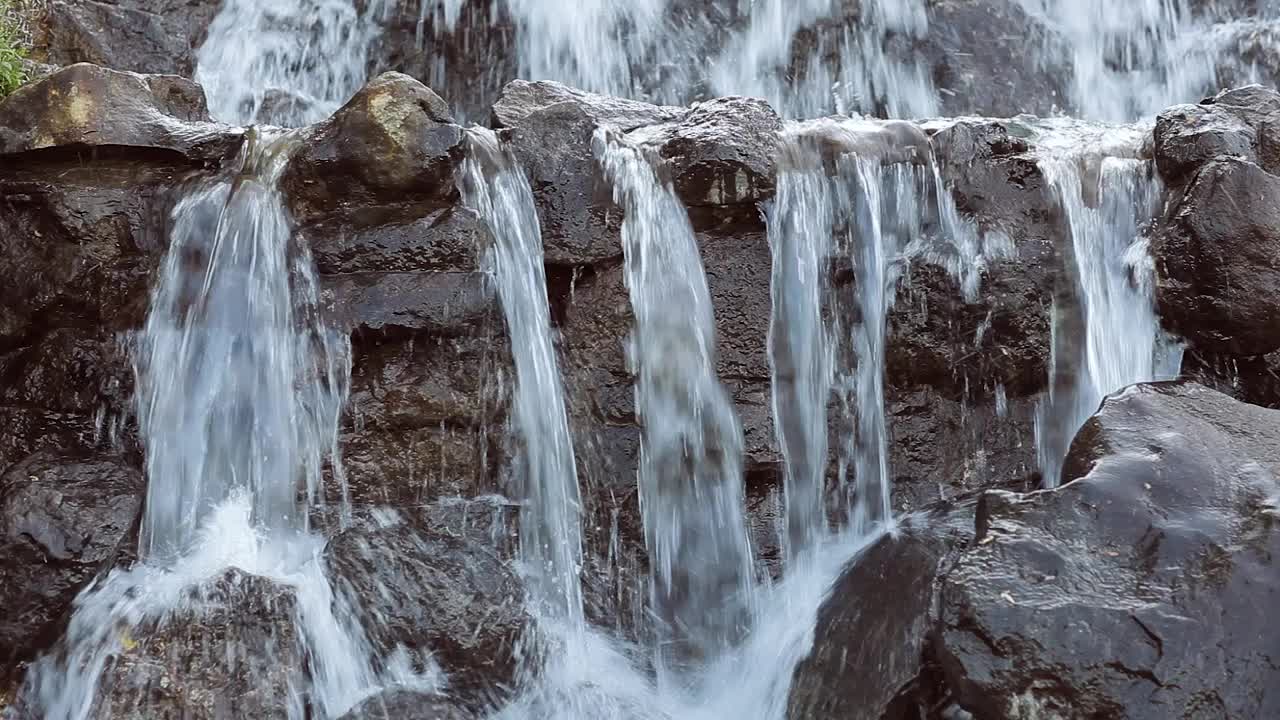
[710,0,937,119]
[456,128,587,638]
[593,127,755,674]
[768,142,835,561]
[135,130,349,562]
[195,0,389,125]
[20,130,408,720]
[1033,132,1182,486]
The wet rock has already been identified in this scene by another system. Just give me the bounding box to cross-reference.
[926,0,1070,118]
[35,0,220,78]
[786,499,976,720]
[938,381,1280,720]
[0,329,133,416]
[0,155,182,343]
[492,79,683,131]
[0,63,235,160]
[638,95,782,208]
[323,505,527,707]
[337,690,474,720]
[300,203,491,275]
[1153,156,1280,355]
[282,72,463,224]
[0,452,143,668]
[94,569,301,720]
[322,272,499,336]
[1180,348,1280,410]
[1155,85,1280,185]
[491,80,683,265]
[907,120,1054,397]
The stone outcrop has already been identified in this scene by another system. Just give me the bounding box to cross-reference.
[323,504,526,707]
[937,382,1280,719]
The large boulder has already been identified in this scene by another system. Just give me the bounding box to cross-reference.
[0,452,143,669]
[1154,85,1280,185]
[1153,156,1280,355]
[786,499,977,720]
[323,503,527,707]
[281,72,463,225]
[938,381,1280,720]
[34,0,220,78]
[0,63,235,160]
[91,569,301,720]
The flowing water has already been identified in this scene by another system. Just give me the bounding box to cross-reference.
[457,127,588,649]
[1027,122,1184,486]
[20,131,417,719]
[593,127,756,675]
[195,0,389,125]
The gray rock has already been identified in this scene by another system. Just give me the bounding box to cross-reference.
[1154,156,1280,355]
[323,505,528,708]
[939,381,1280,720]
[0,452,143,668]
[35,0,219,78]
[338,690,474,720]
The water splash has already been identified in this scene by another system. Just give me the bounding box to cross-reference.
[457,127,587,641]
[593,127,755,674]
[195,0,390,125]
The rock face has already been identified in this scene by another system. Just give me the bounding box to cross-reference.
[938,382,1280,720]
[0,453,143,669]
[34,0,220,78]
[0,63,234,159]
[786,500,976,720]
[93,569,301,720]
[337,690,474,720]
[323,504,526,707]
[282,72,463,224]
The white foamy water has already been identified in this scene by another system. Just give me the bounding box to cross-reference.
[195,0,389,125]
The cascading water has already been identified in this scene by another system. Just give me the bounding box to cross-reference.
[593,127,756,674]
[195,0,389,125]
[456,127,587,645]
[20,131,420,720]
[1030,124,1183,486]
[710,0,937,119]
[768,141,835,561]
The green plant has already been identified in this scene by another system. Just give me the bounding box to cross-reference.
[0,0,29,97]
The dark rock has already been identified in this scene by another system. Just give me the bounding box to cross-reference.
[34,0,219,78]
[300,203,490,275]
[0,452,143,668]
[0,63,236,161]
[281,72,463,225]
[1153,156,1280,355]
[0,329,133,416]
[1154,85,1280,185]
[938,381,1280,720]
[337,690,474,720]
[0,154,182,344]
[491,80,683,265]
[1180,348,1280,410]
[322,272,498,336]
[786,499,977,720]
[323,504,527,707]
[93,569,301,720]
[644,95,782,208]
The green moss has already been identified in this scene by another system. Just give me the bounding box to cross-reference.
[0,0,29,98]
